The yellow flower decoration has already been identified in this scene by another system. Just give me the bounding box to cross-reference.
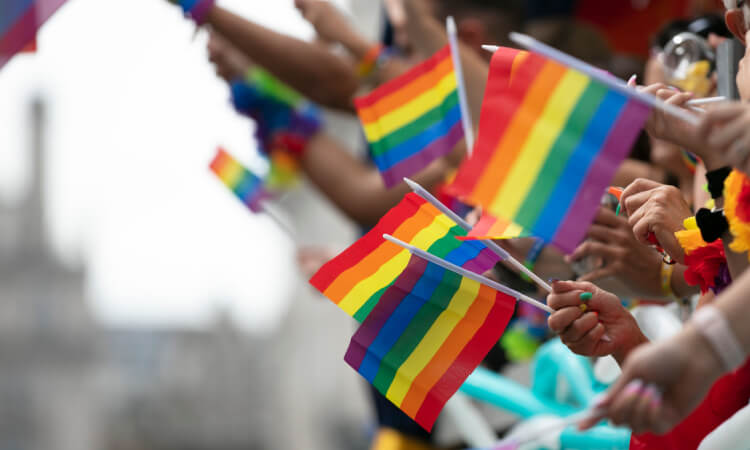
[724,170,750,259]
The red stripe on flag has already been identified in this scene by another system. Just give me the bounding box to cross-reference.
[354,45,452,109]
[308,193,427,293]
[413,289,515,430]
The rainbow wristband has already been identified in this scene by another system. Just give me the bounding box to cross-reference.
[357,44,384,78]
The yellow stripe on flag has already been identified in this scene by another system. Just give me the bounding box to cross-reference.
[337,215,455,315]
[362,73,458,143]
[491,71,589,217]
[386,277,481,406]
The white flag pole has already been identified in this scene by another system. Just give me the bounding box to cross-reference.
[487,33,699,126]
[384,234,554,314]
[404,178,552,293]
[446,17,475,155]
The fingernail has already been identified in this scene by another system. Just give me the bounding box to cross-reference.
[548,278,559,283]
[579,304,589,312]
[644,385,663,407]
[624,379,644,396]
[627,74,637,86]
[601,334,612,343]
[579,292,593,302]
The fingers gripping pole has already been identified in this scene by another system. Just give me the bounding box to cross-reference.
[404,178,552,292]
[384,234,554,314]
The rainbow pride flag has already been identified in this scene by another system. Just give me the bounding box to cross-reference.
[309,193,501,322]
[345,255,515,431]
[209,148,270,213]
[355,45,465,188]
[1,0,68,69]
[450,47,649,253]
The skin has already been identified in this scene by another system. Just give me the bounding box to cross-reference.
[547,280,648,364]
[620,179,693,264]
[205,30,462,226]
[202,6,359,111]
[588,266,750,434]
[584,9,750,435]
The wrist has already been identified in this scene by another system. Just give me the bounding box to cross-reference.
[690,305,747,372]
[613,317,649,364]
[682,321,730,381]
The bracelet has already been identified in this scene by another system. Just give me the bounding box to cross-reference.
[706,166,732,199]
[660,260,675,298]
[691,305,747,372]
[521,239,545,283]
[357,44,384,78]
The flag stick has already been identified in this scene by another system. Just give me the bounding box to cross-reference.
[446,17,475,156]
[486,34,700,126]
[384,234,554,314]
[489,407,604,449]
[260,200,296,239]
[404,178,552,293]
[686,96,726,106]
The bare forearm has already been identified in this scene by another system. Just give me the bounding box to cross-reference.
[714,268,750,354]
[301,133,458,226]
[206,7,358,111]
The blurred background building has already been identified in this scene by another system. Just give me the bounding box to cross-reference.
[0,1,380,449]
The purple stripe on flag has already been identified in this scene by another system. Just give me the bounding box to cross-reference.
[461,247,500,274]
[0,0,68,70]
[552,100,650,253]
[344,257,427,370]
[381,121,464,188]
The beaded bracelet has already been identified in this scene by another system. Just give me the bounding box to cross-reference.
[357,44,384,78]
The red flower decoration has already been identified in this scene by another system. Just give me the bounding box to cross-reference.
[683,240,726,294]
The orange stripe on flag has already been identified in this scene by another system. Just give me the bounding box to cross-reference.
[399,284,496,417]
[471,61,567,206]
[356,57,454,125]
[323,203,437,302]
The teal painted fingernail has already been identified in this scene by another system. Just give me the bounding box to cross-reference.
[580,292,593,302]
[615,204,621,216]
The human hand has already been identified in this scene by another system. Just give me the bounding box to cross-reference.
[637,84,704,156]
[547,281,647,360]
[566,208,664,298]
[621,179,692,264]
[207,31,252,82]
[696,102,750,176]
[295,0,360,48]
[580,325,725,434]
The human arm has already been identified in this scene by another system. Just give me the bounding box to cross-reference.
[202,6,358,111]
[402,0,488,124]
[301,133,462,226]
[566,208,699,299]
[586,268,750,434]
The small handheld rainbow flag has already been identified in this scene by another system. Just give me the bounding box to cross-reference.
[355,45,465,188]
[1,0,68,69]
[309,193,501,322]
[209,148,270,213]
[450,47,649,253]
[345,254,515,431]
